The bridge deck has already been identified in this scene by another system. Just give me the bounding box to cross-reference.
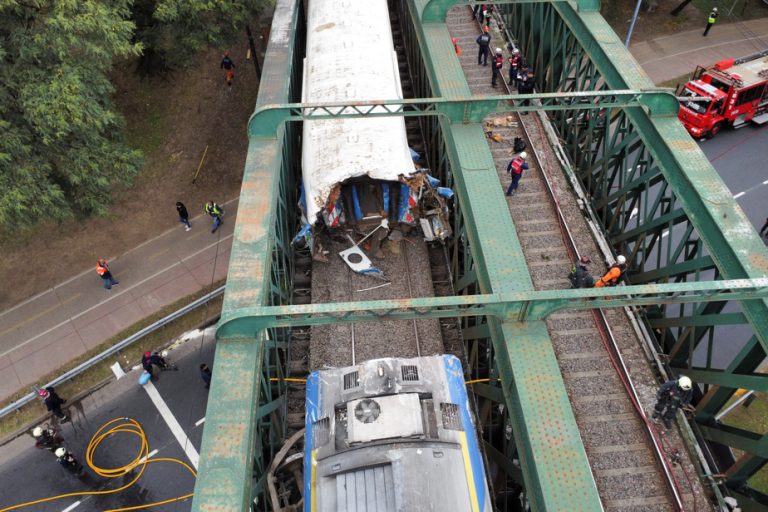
[446,5,707,510]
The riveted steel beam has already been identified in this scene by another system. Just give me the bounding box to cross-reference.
[247,90,679,137]
[216,279,768,336]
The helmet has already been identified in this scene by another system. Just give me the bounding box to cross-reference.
[483,26,490,33]
[616,255,626,265]
[451,37,457,43]
[55,447,67,458]
[160,350,169,358]
[678,376,692,390]
[37,389,49,398]
[144,351,151,358]
[495,48,502,54]
[32,427,43,437]
[579,255,591,265]
[519,151,527,160]
[712,7,718,11]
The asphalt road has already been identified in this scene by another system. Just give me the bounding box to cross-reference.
[0,333,215,512]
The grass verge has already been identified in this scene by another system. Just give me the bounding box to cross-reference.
[720,392,768,493]
[0,280,224,439]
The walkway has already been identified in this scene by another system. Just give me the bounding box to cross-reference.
[631,17,768,84]
[0,199,237,402]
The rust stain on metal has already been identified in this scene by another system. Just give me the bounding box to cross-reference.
[210,422,249,459]
[748,251,768,270]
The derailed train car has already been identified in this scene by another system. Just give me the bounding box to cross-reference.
[304,355,493,511]
[293,0,452,264]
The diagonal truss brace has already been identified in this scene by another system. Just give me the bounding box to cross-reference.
[247,90,679,137]
[218,278,768,336]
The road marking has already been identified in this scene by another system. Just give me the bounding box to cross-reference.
[142,380,199,469]
[61,501,81,512]
[0,234,233,359]
[138,448,159,464]
[147,248,170,262]
[195,417,206,427]
[638,36,768,66]
[0,293,81,338]
[734,191,746,199]
[0,197,239,322]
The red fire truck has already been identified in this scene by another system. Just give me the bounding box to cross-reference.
[677,49,768,139]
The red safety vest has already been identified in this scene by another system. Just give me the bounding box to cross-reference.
[96,261,108,276]
[493,54,503,69]
[510,157,524,175]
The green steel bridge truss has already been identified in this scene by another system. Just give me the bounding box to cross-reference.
[192,0,768,510]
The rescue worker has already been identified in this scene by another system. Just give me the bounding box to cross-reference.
[569,255,595,288]
[508,50,522,87]
[200,363,212,389]
[32,426,62,450]
[491,48,503,88]
[652,376,693,429]
[55,447,83,475]
[38,387,67,420]
[517,66,535,113]
[205,200,224,233]
[594,255,627,288]
[506,152,529,196]
[759,217,768,238]
[703,7,718,36]
[221,51,236,86]
[476,26,491,66]
[142,351,167,377]
[483,5,493,26]
[95,258,119,290]
[452,37,461,57]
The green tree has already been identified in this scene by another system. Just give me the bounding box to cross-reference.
[132,0,272,72]
[0,0,142,229]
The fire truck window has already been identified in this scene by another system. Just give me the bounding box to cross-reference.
[682,87,710,114]
[709,78,730,93]
[736,86,764,106]
[710,98,724,115]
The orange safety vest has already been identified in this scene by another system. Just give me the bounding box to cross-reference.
[454,43,461,56]
[595,265,623,288]
[96,261,108,276]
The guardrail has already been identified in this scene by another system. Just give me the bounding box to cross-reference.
[0,285,225,420]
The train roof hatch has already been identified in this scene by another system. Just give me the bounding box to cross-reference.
[347,394,424,443]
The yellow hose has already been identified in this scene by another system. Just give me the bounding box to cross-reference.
[0,417,196,512]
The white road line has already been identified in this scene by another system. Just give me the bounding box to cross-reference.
[195,417,206,427]
[61,501,81,512]
[763,180,768,185]
[0,233,233,359]
[734,191,746,199]
[138,448,159,464]
[142,380,199,469]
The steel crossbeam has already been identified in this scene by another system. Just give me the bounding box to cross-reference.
[247,90,679,137]
[217,278,768,335]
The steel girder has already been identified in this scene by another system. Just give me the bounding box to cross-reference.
[191,0,304,510]
[497,0,768,496]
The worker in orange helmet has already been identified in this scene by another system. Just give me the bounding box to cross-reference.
[594,255,627,288]
[476,25,491,66]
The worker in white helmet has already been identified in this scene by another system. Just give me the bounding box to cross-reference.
[505,151,529,196]
[653,376,694,429]
[594,254,627,288]
[491,47,504,88]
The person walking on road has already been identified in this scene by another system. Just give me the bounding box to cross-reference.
[176,202,192,231]
[652,376,693,429]
[205,200,224,233]
[38,387,67,420]
[506,152,529,196]
[594,255,627,288]
[491,48,503,87]
[200,363,212,389]
[96,258,119,290]
[452,37,461,57]
[759,217,768,238]
[703,7,718,36]
[476,26,491,66]
[221,51,236,86]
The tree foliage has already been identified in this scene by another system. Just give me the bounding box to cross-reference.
[132,0,272,71]
[0,0,142,229]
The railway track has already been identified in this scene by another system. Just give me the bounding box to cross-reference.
[448,6,709,511]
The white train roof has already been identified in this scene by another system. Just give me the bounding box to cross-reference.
[301,0,416,222]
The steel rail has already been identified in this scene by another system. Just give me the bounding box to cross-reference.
[0,285,225,420]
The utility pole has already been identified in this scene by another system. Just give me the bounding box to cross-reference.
[624,0,643,48]
[245,24,262,82]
